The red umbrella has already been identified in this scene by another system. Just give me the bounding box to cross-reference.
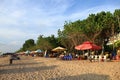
[75,41,101,50]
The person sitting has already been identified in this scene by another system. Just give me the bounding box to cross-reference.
[84,52,88,60]
[89,55,94,62]
[59,53,64,60]
[88,55,92,62]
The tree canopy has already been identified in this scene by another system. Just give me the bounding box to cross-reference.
[17,9,120,52]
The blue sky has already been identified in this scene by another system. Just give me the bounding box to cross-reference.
[0,0,120,53]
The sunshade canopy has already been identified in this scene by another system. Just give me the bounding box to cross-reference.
[75,41,101,50]
[25,50,31,54]
[35,49,42,53]
[52,46,66,52]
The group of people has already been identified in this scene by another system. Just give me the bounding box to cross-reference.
[58,50,120,62]
[8,48,120,64]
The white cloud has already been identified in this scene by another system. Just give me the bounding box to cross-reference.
[10,10,26,18]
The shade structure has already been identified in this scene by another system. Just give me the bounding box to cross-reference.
[25,50,31,54]
[35,49,42,53]
[52,46,66,52]
[75,41,101,50]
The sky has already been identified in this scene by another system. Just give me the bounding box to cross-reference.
[0,0,120,53]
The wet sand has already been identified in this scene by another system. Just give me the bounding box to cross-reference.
[0,56,120,80]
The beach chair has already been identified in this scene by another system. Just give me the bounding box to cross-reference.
[91,55,94,62]
[69,55,72,60]
[98,55,102,62]
[63,56,67,60]
[103,55,107,62]
[94,55,98,62]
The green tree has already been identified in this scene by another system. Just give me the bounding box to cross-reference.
[82,14,102,43]
[36,35,53,51]
[58,10,118,51]
[114,40,120,48]
[22,39,35,51]
[114,9,120,33]
[46,35,60,48]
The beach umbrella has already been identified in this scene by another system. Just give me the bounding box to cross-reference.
[25,50,31,54]
[75,41,101,50]
[35,49,42,53]
[52,46,66,52]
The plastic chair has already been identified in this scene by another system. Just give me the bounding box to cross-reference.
[94,55,98,62]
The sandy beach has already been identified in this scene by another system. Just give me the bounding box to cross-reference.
[0,56,120,80]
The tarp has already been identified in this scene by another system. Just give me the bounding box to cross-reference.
[75,41,101,50]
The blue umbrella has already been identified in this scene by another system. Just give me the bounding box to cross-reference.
[35,49,42,53]
[25,50,31,54]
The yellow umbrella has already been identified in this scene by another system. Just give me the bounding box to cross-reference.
[52,46,66,52]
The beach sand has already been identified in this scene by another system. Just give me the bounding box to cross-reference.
[0,56,120,80]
